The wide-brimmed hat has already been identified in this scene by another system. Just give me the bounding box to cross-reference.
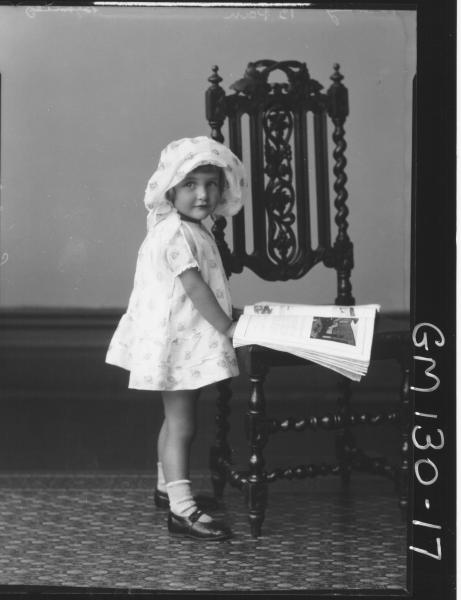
[144,136,248,218]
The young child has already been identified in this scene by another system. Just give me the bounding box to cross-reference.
[106,136,247,541]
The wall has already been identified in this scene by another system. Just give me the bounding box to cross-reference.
[0,6,416,311]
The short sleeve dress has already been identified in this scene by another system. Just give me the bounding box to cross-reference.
[105,208,239,391]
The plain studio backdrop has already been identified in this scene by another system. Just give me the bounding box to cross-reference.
[0,6,415,313]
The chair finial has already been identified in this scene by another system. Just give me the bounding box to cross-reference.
[330,63,344,84]
[327,63,349,120]
[206,65,226,143]
[208,65,223,86]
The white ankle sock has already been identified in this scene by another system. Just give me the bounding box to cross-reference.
[166,479,211,523]
[156,462,167,492]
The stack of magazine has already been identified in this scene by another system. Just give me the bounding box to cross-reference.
[233,302,380,381]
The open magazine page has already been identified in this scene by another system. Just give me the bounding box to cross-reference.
[233,302,380,381]
[233,312,376,361]
[243,302,380,318]
[234,314,311,347]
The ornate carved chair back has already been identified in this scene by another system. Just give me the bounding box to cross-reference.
[206,59,354,305]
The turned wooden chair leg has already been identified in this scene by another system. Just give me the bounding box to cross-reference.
[209,379,232,499]
[335,376,354,486]
[245,370,268,538]
[397,362,410,517]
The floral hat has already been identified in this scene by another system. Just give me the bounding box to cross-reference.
[144,136,248,218]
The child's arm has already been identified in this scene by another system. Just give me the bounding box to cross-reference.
[179,268,235,337]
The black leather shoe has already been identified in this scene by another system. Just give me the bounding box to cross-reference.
[167,509,232,541]
[154,489,219,511]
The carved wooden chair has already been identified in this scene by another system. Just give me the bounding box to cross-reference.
[205,60,412,538]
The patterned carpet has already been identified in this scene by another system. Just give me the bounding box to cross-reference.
[0,471,407,592]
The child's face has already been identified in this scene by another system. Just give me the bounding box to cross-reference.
[170,166,222,221]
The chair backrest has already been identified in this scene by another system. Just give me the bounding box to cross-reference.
[205,59,354,306]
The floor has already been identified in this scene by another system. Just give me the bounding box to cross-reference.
[0,470,408,593]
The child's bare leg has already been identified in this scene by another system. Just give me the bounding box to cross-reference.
[156,419,168,491]
[157,419,167,462]
[160,390,222,522]
[160,389,211,521]
[160,389,198,482]
[160,388,232,540]
[156,395,219,515]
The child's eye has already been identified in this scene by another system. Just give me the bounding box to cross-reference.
[184,181,195,189]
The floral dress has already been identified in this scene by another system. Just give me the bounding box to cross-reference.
[106,208,238,391]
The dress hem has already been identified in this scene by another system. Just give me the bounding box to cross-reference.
[127,368,239,392]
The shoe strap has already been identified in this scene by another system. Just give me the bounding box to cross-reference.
[188,509,203,523]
